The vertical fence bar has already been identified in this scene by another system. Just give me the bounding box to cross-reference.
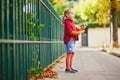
[0,0,3,79]
[0,0,65,80]
[2,0,8,80]
[13,0,17,76]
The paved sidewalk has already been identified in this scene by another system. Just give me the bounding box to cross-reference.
[53,48,120,80]
[99,47,120,57]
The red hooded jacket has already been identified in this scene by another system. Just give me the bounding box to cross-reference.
[64,19,80,44]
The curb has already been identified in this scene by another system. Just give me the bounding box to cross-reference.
[98,48,120,57]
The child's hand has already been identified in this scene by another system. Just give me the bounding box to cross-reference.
[81,30,85,33]
[84,24,88,29]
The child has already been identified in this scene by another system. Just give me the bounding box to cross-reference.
[63,8,87,73]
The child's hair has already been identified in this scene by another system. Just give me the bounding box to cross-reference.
[62,8,73,24]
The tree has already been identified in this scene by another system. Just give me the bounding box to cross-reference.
[110,0,119,48]
[49,0,80,19]
[74,0,120,48]
[49,0,120,48]
[74,0,110,25]
[49,0,66,17]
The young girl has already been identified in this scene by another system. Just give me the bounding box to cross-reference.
[63,8,87,73]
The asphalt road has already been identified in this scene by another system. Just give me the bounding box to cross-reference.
[53,48,120,80]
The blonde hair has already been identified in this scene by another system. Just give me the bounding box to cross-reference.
[62,8,73,24]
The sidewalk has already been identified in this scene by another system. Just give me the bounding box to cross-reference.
[52,47,120,80]
[99,47,120,57]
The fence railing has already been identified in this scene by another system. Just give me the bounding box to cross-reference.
[0,0,65,80]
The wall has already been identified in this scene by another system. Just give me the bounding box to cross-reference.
[76,28,120,47]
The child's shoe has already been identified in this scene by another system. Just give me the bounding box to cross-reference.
[71,68,78,72]
[65,69,76,73]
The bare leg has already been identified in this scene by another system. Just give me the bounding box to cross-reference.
[66,53,72,69]
[70,52,74,69]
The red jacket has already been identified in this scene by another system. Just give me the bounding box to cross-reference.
[64,19,80,44]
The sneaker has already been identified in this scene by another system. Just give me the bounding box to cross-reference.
[71,68,78,72]
[65,69,76,73]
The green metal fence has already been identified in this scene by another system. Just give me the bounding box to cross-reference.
[0,0,65,80]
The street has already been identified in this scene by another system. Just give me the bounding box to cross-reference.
[53,48,120,80]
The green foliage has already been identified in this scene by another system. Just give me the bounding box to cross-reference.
[28,0,34,3]
[68,0,79,1]
[96,0,110,25]
[37,24,44,35]
[49,0,84,23]
[26,9,45,77]
[118,11,120,27]
[53,4,66,17]
[49,0,120,27]
[28,50,45,77]
[32,50,39,65]
[28,67,45,77]
[30,32,36,41]
[88,23,107,28]
[117,1,120,11]
[49,0,66,17]
[74,0,110,25]
[26,13,44,41]
[74,15,86,24]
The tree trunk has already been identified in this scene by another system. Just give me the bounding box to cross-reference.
[110,0,119,48]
